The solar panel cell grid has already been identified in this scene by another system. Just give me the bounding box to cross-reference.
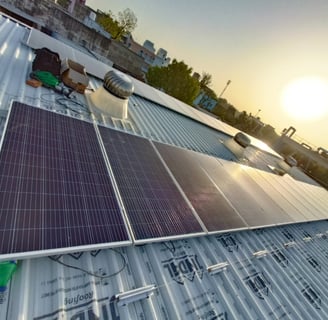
[98,127,204,240]
[0,102,129,256]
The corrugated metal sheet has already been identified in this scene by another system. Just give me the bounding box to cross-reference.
[1,221,328,319]
[0,14,328,319]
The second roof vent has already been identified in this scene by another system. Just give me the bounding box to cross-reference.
[89,70,134,119]
[223,132,251,159]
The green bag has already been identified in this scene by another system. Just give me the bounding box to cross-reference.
[32,70,60,88]
[0,261,17,291]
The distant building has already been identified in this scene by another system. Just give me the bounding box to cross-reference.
[83,10,111,39]
[122,34,155,72]
[193,91,218,111]
[153,48,170,67]
[274,126,328,187]
[122,35,171,71]
[143,40,156,53]
[68,0,86,13]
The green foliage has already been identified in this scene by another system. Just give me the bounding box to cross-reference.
[211,106,225,119]
[224,105,237,125]
[57,0,70,9]
[97,11,119,38]
[146,59,200,105]
[116,9,138,39]
[97,9,137,40]
[199,72,212,89]
[212,99,232,120]
[202,86,217,100]
[259,125,279,144]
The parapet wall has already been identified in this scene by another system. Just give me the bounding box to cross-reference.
[0,0,146,79]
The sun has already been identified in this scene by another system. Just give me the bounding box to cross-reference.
[281,76,328,120]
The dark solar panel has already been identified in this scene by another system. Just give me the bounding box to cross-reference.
[98,126,204,240]
[0,102,129,256]
[154,142,248,231]
[208,160,293,227]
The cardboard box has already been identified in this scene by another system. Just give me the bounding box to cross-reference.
[61,59,89,94]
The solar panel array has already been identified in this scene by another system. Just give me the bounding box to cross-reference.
[0,102,129,256]
[98,126,204,240]
[0,102,327,258]
[155,142,327,229]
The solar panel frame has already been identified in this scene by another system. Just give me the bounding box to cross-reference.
[97,126,205,242]
[0,102,131,260]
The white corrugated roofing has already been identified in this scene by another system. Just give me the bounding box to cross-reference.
[0,14,327,319]
[2,221,328,319]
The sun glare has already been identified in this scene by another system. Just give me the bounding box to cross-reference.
[281,77,328,120]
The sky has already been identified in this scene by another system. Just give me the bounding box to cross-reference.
[87,0,328,149]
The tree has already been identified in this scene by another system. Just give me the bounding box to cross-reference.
[199,72,212,89]
[259,125,279,145]
[97,9,137,40]
[146,59,200,105]
[116,9,138,39]
[198,72,217,99]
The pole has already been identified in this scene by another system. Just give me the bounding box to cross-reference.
[255,109,261,117]
[218,80,231,99]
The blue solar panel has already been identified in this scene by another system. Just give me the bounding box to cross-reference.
[98,126,204,240]
[0,102,129,256]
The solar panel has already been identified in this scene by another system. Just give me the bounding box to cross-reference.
[98,126,204,240]
[0,102,130,257]
[207,160,294,227]
[219,161,296,223]
[154,142,248,232]
[256,172,320,221]
[276,175,327,220]
[243,169,308,222]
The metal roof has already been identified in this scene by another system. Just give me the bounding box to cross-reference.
[0,14,327,319]
[2,221,328,319]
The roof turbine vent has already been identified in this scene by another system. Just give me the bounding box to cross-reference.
[103,70,134,98]
[223,132,251,159]
[89,69,134,119]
